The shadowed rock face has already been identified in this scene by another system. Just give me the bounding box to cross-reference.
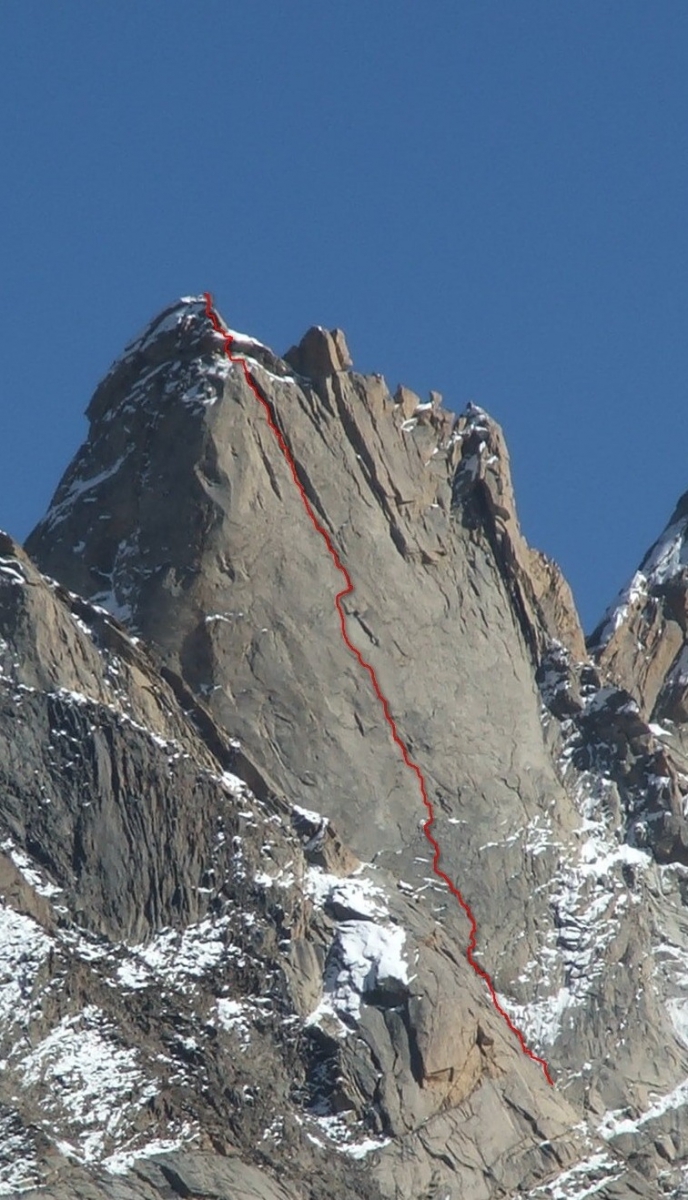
[10,294,688,1197]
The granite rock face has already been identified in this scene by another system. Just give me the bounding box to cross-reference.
[0,531,586,1200]
[7,295,688,1197]
[284,325,353,378]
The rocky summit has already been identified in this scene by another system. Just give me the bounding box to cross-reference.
[0,296,688,1198]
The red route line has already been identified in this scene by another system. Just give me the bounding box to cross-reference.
[203,292,554,1088]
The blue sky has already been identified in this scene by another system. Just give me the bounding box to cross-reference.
[2,3,688,630]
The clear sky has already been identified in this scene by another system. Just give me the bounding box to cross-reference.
[2,2,688,631]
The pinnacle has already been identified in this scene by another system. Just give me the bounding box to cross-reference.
[284,325,352,379]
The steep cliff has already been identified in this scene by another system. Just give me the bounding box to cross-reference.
[7,295,688,1197]
[589,489,688,729]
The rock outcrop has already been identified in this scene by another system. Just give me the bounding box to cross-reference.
[6,294,688,1197]
[589,490,688,729]
[284,326,353,378]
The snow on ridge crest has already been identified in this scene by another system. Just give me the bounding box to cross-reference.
[121,296,209,359]
[594,513,688,648]
[111,298,271,406]
[115,294,265,371]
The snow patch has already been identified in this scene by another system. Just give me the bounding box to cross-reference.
[667,997,688,1048]
[594,515,688,646]
[103,1129,196,1176]
[321,921,408,1021]
[305,868,409,1030]
[0,839,61,900]
[665,644,688,691]
[293,803,328,826]
[220,326,265,350]
[306,1112,391,1160]
[217,770,247,797]
[502,767,652,1051]
[502,985,573,1050]
[41,455,132,532]
[0,903,52,1028]
[0,557,27,586]
[122,298,207,359]
[0,1110,42,1195]
[116,915,231,990]
[20,1005,157,1163]
[527,1150,623,1198]
[598,1073,688,1139]
[236,355,298,384]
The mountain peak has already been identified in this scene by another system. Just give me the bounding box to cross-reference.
[12,298,688,1197]
[124,294,209,347]
[29,298,580,667]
